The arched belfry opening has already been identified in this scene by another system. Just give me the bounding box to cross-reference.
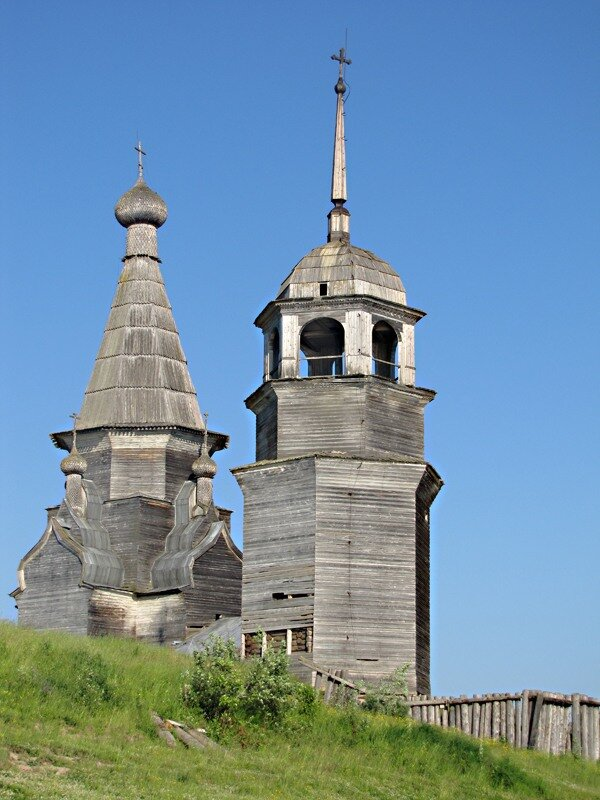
[300,317,345,377]
[268,327,281,379]
[372,321,399,381]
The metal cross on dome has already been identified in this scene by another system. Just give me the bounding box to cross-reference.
[134,140,146,179]
[69,411,80,451]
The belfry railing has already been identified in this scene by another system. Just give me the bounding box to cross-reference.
[372,357,399,381]
[299,354,346,377]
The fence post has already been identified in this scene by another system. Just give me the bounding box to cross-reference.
[571,694,581,757]
[529,693,545,751]
[521,690,530,748]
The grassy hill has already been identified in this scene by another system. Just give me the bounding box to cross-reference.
[0,622,598,800]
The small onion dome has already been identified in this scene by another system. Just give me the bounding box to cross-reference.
[60,448,87,476]
[191,442,217,480]
[114,177,168,229]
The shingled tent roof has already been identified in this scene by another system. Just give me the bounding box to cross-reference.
[77,171,203,431]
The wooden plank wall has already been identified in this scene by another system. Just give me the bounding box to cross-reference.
[236,458,316,635]
[249,377,428,462]
[254,397,278,462]
[88,587,186,643]
[183,534,242,628]
[414,486,431,695]
[103,496,172,592]
[364,381,426,460]
[17,531,90,634]
[108,432,170,500]
[407,691,600,761]
[313,458,428,692]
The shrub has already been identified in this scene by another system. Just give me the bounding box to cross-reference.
[182,632,316,730]
[242,642,300,725]
[361,665,409,717]
[182,636,243,721]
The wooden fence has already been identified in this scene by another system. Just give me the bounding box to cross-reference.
[407,691,600,761]
[299,657,359,704]
[300,662,599,763]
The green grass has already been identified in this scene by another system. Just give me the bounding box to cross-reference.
[0,622,598,800]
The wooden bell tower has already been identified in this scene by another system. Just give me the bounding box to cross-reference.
[234,51,442,693]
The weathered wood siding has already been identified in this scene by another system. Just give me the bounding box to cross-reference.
[415,490,431,695]
[313,457,428,692]
[254,396,278,462]
[103,496,173,592]
[108,432,170,500]
[88,587,186,643]
[183,533,242,629]
[73,430,112,500]
[165,433,204,502]
[247,377,429,462]
[364,381,425,460]
[18,532,90,635]
[234,453,439,693]
[236,459,316,635]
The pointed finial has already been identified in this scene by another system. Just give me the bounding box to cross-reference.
[134,140,146,182]
[328,47,351,243]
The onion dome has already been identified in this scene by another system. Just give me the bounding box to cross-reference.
[192,438,217,480]
[114,175,168,229]
[60,447,87,476]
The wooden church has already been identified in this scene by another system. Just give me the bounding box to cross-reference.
[11,153,242,643]
[12,51,441,693]
[234,50,442,694]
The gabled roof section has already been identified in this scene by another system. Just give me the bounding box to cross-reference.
[78,256,203,430]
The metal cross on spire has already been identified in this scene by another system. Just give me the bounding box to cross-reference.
[331,47,351,82]
[328,46,351,241]
[69,411,80,451]
[134,140,146,181]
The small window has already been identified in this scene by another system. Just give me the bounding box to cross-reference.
[319,282,328,297]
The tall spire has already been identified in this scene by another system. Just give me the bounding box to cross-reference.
[328,47,351,243]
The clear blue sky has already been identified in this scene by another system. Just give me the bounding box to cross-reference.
[1,1,598,697]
